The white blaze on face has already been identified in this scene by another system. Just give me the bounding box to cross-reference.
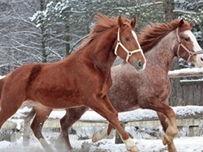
[183,30,203,67]
[131,30,147,68]
[131,30,142,50]
[183,30,202,52]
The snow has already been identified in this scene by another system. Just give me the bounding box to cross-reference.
[0,132,203,152]
[12,105,203,122]
[168,67,203,78]
[168,67,203,75]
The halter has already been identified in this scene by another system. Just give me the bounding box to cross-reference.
[176,28,203,61]
[114,28,142,63]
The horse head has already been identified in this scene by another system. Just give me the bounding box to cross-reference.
[175,19,203,67]
[114,16,146,72]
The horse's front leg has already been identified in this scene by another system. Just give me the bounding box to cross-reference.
[92,95,117,143]
[157,112,177,152]
[88,95,138,152]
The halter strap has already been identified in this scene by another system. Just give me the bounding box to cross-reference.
[176,28,203,61]
[114,28,143,63]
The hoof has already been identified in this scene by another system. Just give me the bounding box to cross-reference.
[162,136,167,145]
[92,134,97,143]
[168,142,177,152]
[168,148,177,152]
[91,128,107,143]
[127,146,139,152]
[162,136,177,152]
[162,135,170,145]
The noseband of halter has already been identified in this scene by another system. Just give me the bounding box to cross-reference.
[176,28,203,61]
[114,28,142,62]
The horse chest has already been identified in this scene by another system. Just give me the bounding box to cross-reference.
[138,77,170,101]
[151,82,170,101]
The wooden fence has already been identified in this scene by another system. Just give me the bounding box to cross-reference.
[2,106,203,143]
[169,68,203,106]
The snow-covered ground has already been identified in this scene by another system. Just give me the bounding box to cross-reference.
[0,132,203,152]
[12,105,203,121]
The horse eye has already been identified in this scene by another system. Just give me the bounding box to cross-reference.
[125,37,130,41]
[184,37,190,41]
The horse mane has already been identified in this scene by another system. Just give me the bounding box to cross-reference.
[79,13,131,49]
[138,19,192,52]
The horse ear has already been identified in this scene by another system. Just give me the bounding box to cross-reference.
[179,19,184,27]
[118,16,124,28]
[131,17,137,29]
[190,21,194,27]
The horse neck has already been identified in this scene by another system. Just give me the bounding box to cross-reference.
[83,28,117,73]
[145,30,177,73]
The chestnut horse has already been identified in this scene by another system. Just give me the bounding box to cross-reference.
[0,13,147,152]
[22,19,203,152]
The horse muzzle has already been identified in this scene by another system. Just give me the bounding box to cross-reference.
[133,60,146,72]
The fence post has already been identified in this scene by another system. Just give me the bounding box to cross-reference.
[189,126,199,136]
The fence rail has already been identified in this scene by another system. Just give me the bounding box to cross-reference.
[2,106,203,143]
[168,67,203,78]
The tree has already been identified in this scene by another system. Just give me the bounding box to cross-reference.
[0,0,42,75]
[31,0,166,57]
[164,0,175,22]
[0,0,65,75]
[1,0,202,77]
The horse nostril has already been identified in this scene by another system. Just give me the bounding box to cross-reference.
[134,60,145,71]
[138,61,143,68]
[201,57,203,62]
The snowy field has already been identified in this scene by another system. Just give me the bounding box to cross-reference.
[0,132,203,152]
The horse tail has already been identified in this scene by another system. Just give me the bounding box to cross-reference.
[0,76,6,99]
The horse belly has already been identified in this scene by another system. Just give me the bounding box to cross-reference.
[26,86,83,109]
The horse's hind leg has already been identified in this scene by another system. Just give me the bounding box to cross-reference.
[0,78,28,128]
[157,112,177,152]
[30,106,54,152]
[139,98,178,152]
[23,108,36,146]
[0,98,22,128]
[56,106,88,150]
